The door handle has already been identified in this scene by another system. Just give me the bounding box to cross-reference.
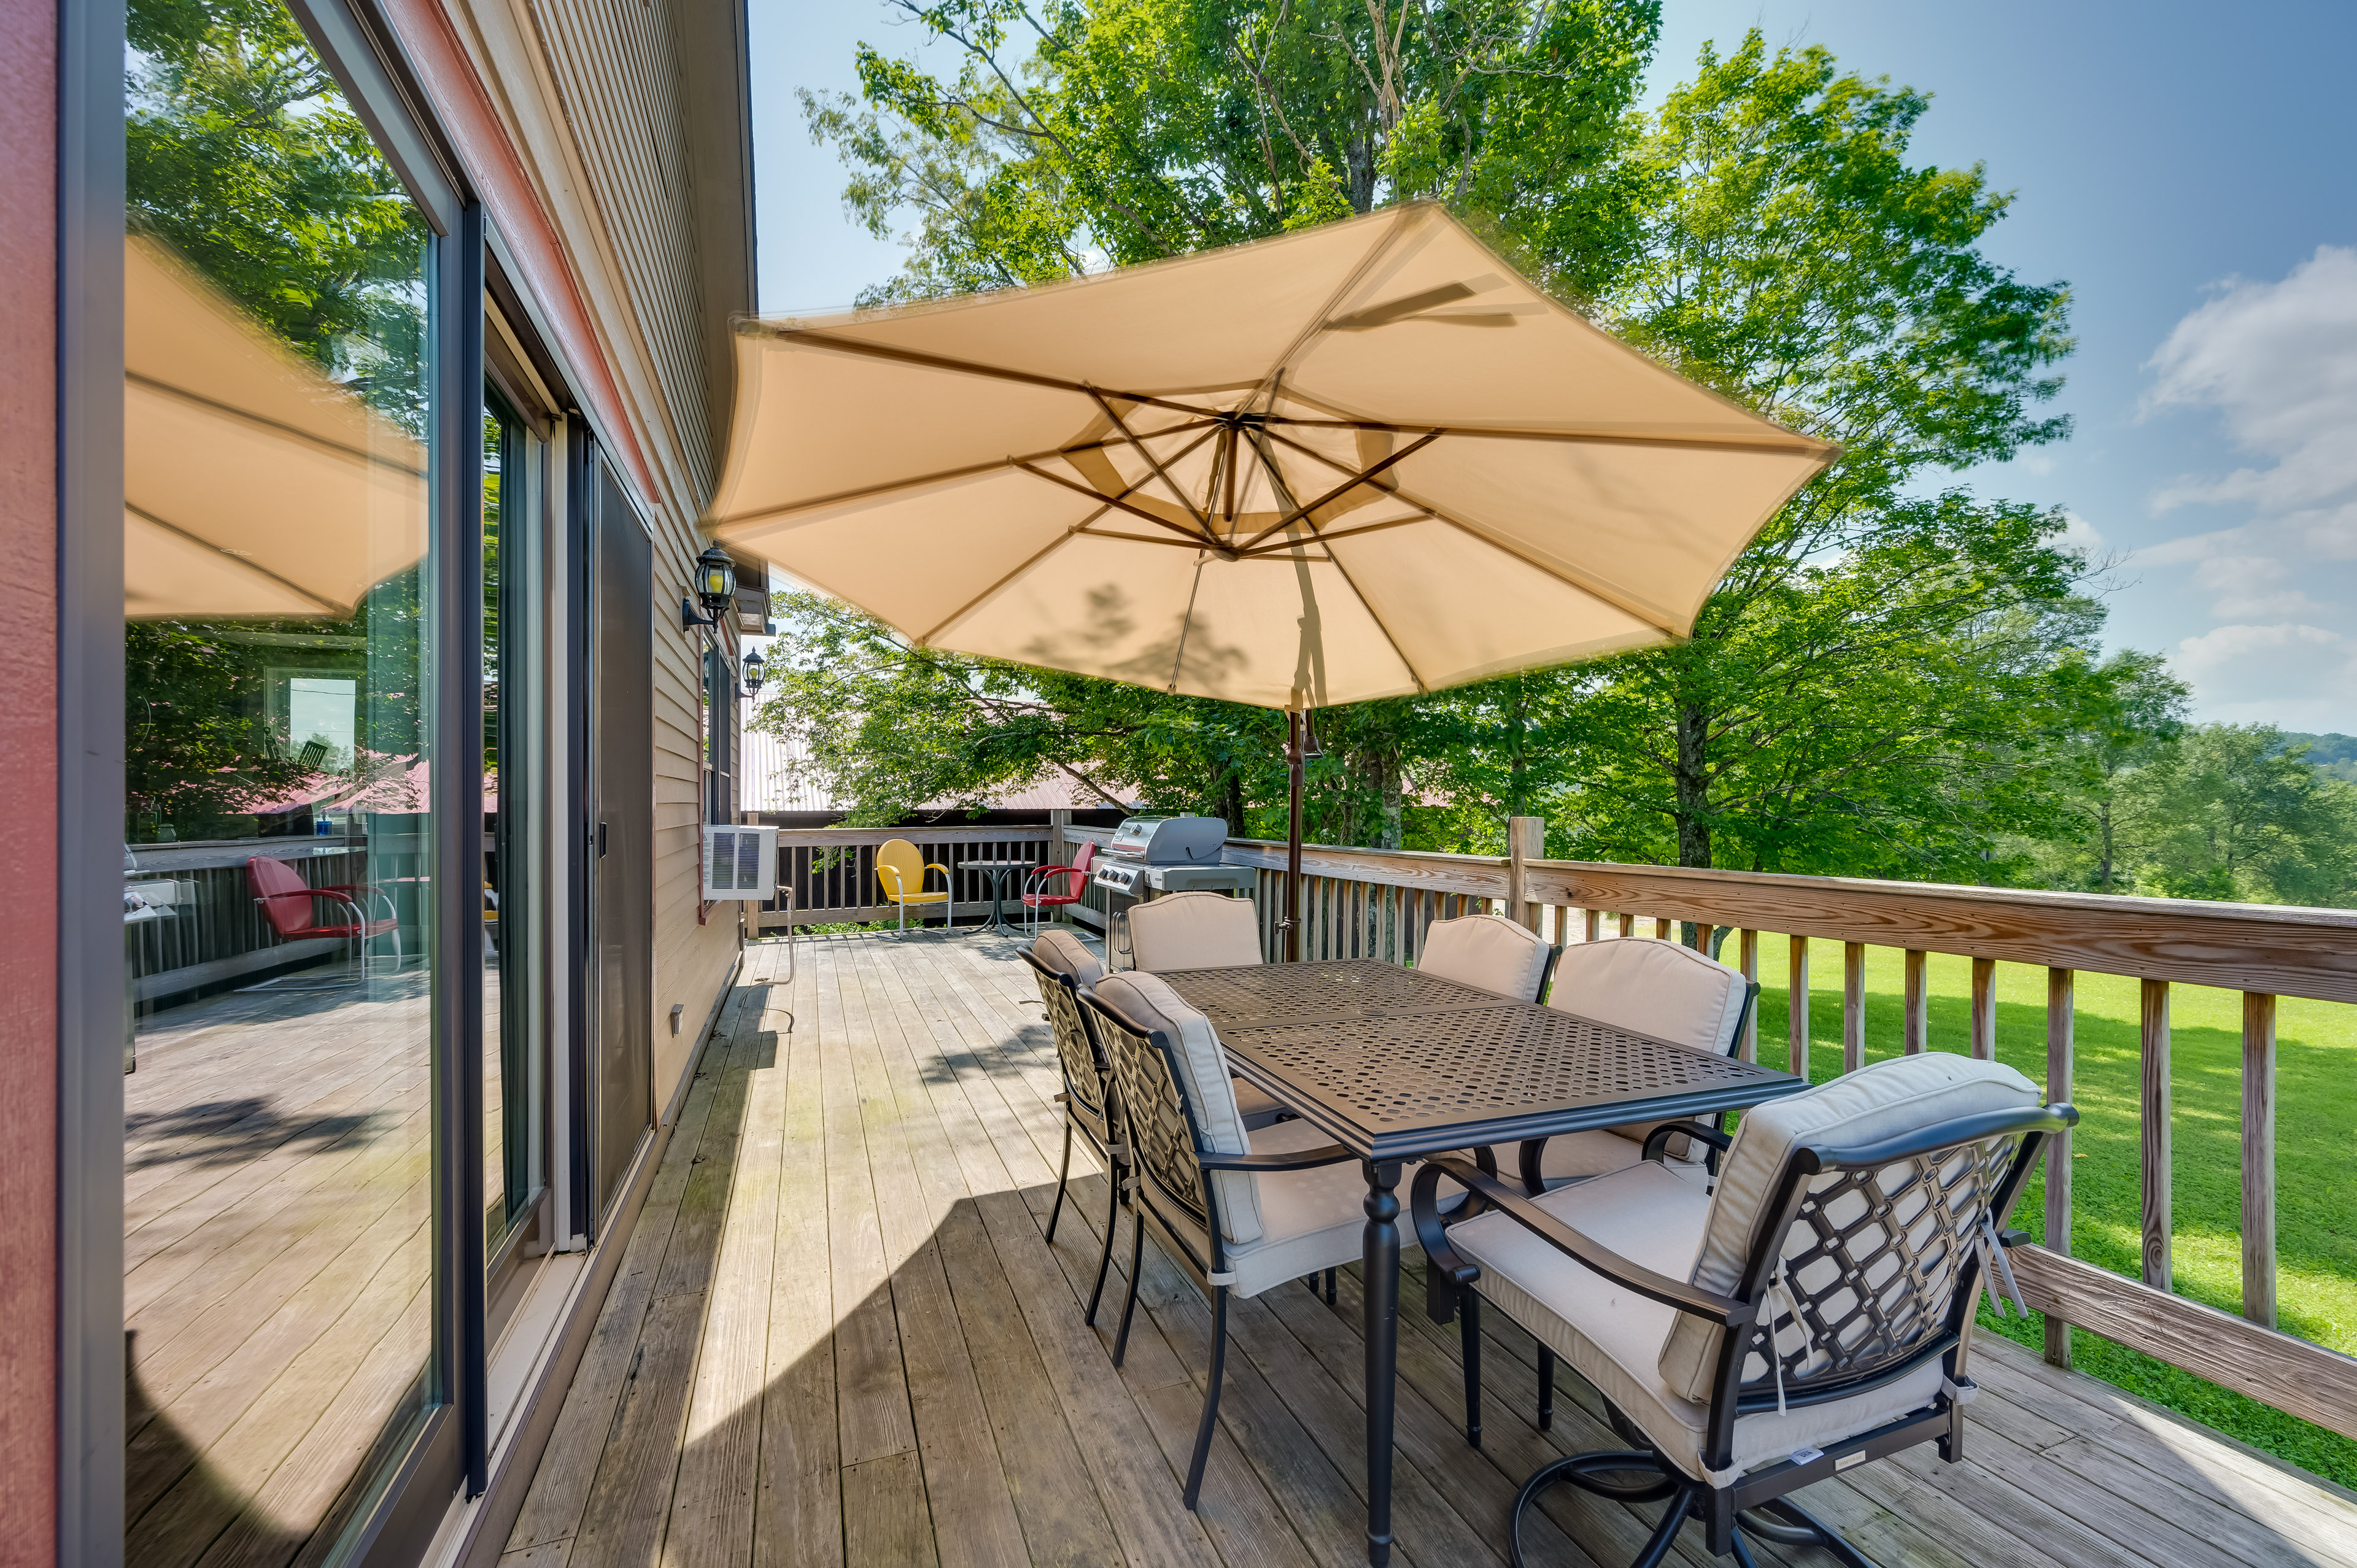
[597,822,608,858]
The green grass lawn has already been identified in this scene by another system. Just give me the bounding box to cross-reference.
[1753,941,2357,1487]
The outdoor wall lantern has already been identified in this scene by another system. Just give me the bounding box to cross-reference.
[741,649,766,696]
[694,546,737,614]
[682,545,737,629]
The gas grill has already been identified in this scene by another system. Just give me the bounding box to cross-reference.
[1091,816,1257,965]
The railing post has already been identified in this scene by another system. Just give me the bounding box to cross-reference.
[1582,908,1601,943]
[2243,992,2277,1330]
[1738,930,1759,1064]
[1842,942,1865,1075]
[1506,816,1542,933]
[2142,978,2172,1293]
[2045,967,2074,1369]
[1788,935,1810,1079]
[1971,957,1997,1060]
[1048,808,1069,880]
[1903,949,1928,1054]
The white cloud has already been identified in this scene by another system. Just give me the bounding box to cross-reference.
[2173,623,2357,727]
[2057,509,2104,553]
[2146,245,2357,520]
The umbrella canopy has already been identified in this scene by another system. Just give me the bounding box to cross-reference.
[706,203,1836,711]
[124,234,428,620]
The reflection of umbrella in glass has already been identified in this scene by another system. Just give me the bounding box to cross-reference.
[706,204,1836,954]
[123,235,427,620]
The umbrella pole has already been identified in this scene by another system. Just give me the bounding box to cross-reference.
[1285,709,1304,963]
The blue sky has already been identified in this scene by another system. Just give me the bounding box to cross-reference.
[749,0,2357,731]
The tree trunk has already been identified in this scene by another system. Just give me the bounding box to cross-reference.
[1380,756,1403,850]
[2096,797,2115,893]
[1221,769,1247,838]
[1674,701,1712,868]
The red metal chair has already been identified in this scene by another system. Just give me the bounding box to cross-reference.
[247,855,401,981]
[1020,839,1096,934]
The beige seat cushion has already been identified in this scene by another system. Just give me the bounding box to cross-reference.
[1092,970,1266,1243]
[1029,927,1105,987]
[1550,940,1749,1161]
[1536,1129,1712,1190]
[1658,1052,2037,1402]
[1128,892,1263,971]
[1447,1161,1945,1486]
[1418,914,1552,1000]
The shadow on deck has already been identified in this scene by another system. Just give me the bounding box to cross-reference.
[498,929,2357,1568]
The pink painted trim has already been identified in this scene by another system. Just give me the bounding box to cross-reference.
[374,0,668,512]
[0,0,62,1554]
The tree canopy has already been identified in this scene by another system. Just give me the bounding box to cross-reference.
[768,14,2334,903]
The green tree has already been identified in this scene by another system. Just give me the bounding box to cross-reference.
[2131,727,2357,906]
[801,0,1660,303]
[2019,649,2189,893]
[1542,37,2082,876]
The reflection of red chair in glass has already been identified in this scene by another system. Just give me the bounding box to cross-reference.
[247,855,401,980]
[1020,839,1096,934]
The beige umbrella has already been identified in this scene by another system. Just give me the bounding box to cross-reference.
[124,234,428,620]
[706,203,1836,952]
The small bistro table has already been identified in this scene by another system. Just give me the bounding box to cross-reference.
[958,858,1032,929]
[1157,958,1808,1567]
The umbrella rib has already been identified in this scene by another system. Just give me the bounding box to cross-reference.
[1088,387,1210,530]
[1266,415,1836,458]
[1237,514,1427,554]
[749,326,1215,419]
[1234,430,1442,552]
[1389,481,1683,635]
[916,503,1106,646]
[124,500,349,616]
[708,423,1220,533]
[127,372,427,478]
[1015,460,1223,549]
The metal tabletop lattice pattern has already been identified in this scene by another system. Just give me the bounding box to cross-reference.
[1224,1007,1760,1127]
[1155,959,1522,1024]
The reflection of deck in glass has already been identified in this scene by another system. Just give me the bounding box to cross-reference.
[122,964,465,1566]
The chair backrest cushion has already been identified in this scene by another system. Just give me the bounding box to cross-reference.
[1418,914,1552,1000]
[875,838,926,898]
[1028,928,1105,987]
[1092,970,1265,1245]
[1126,892,1263,971]
[1658,1052,2040,1403]
[1552,938,1747,1056]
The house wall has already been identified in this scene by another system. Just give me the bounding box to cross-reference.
[0,0,60,1558]
[394,0,752,1122]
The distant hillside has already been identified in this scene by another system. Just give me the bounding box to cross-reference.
[2279,732,2357,784]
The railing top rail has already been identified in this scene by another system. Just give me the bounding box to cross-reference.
[1069,825,2357,1000]
[774,825,1053,848]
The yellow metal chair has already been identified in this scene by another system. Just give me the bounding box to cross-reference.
[875,838,953,930]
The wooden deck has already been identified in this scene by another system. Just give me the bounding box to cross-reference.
[501,929,2357,1568]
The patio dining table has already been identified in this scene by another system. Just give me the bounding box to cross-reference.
[1156,957,1809,1567]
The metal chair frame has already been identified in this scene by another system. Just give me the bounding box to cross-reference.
[1414,1099,2075,1566]
[1082,984,1357,1510]
[1020,840,1096,935]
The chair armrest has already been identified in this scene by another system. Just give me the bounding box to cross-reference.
[1417,1153,1755,1328]
[1198,1143,1356,1173]
[1641,1122,1733,1163]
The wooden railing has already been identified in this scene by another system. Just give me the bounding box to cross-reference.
[1059,818,2357,1440]
[758,825,1054,929]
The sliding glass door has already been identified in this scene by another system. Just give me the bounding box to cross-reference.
[121,1,439,1558]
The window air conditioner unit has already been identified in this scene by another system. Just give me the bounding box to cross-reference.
[703,824,778,899]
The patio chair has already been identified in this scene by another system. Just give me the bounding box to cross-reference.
[1121,893,1290,1127]
[1124,889,1263,970]
[1522,939,1758,1192]
[247,855,401,980]
[1418,913,1559,1002]
[874,837,952,930]
[1020,839,1096,934]
[1084,971,1429,1509]
[1022,929,1131,1327]
[1412,1053,2073,1568]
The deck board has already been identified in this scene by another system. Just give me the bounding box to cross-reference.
[505,929,2357,1568]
